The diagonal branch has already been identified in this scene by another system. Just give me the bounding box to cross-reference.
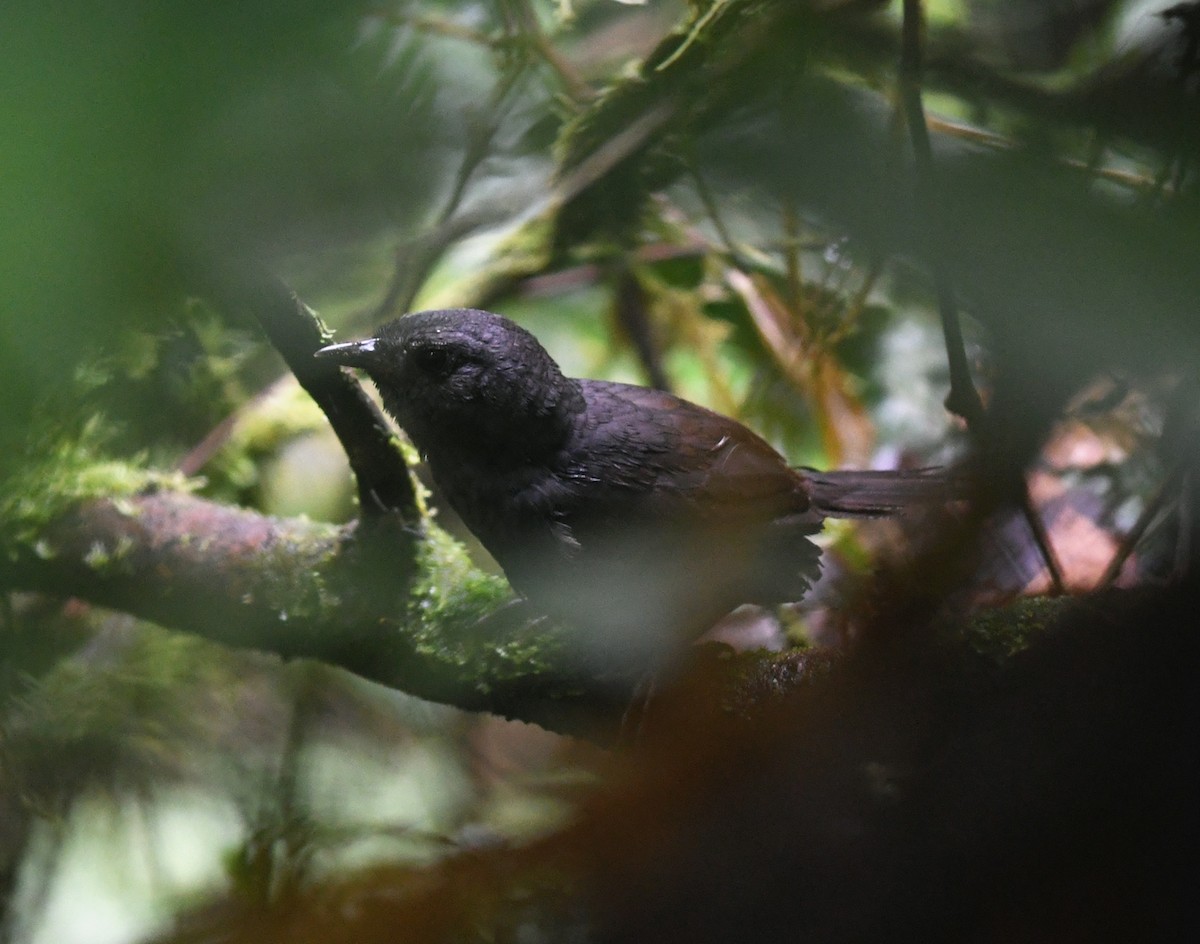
[898,0,981,426]
[203,269,418,521]
[899,0,1064,594]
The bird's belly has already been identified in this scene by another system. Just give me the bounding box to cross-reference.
[432,464,822,670]
[496,516,822,671]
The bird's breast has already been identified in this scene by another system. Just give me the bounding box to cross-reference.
[426,455,566,559]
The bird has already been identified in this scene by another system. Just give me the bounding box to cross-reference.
[316,308,941,673]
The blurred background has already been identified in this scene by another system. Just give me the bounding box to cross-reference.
[2,1,1198,942]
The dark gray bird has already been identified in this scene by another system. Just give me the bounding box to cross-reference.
[317,308,938,669]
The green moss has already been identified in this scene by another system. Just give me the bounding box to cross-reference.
[0,428,197,560]
[405,525,568,694]
[956,595,1072,663]
[395,437,431,519]
[244,522,345,626]
[81,535,137,575]
[81,542,110,570]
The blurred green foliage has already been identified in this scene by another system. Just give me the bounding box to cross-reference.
[0,0,443,464]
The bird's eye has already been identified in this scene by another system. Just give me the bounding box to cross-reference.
[410,343,456,375]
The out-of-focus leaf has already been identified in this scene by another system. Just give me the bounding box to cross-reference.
[0,1,447,466]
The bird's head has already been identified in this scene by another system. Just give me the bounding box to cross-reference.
[316,308,583,462]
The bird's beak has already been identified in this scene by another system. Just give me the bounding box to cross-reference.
[314,337,379,367]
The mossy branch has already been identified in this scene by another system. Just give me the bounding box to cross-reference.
[0,473,633,740]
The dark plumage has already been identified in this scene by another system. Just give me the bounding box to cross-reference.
[317,308,937,667]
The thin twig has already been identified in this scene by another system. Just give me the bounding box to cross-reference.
[372,0,596,322]
[614,266,671,391]
[782,194,805,317]
[826,253,884,347]
[374,65,530,321]
[1173,469,1193,579]
[177,383,281,477]
[506,0,592,103]
[899,0,1064,593]
[385,11,494,48]
[899,0,982,426]
[925,114,1165,194]
[1098,460,1183,589]
[687,158,753,271]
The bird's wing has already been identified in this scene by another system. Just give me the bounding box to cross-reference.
[496,381,824,624]
[559,381,812,523]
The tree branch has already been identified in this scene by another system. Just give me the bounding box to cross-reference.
[0,487,633,741]
[201,269,419,521]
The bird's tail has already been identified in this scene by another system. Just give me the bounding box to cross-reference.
[803,467,956,518]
